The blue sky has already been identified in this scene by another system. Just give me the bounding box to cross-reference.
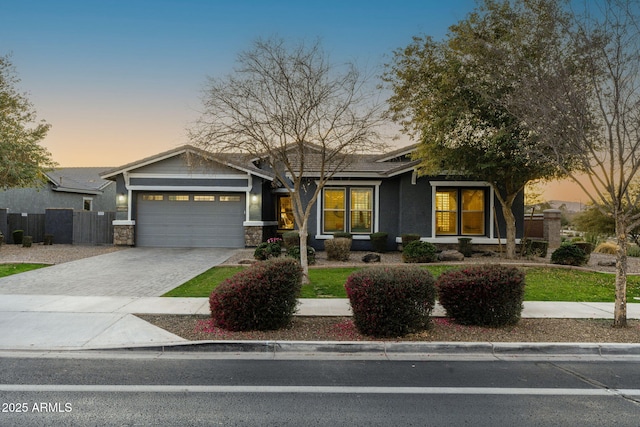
[2,0,480,168]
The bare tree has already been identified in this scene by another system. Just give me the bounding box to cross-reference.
[499,0,640,326]
[189,37,386,281]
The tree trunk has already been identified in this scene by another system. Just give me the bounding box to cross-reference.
[613,216,628,327]
[298,219,310,285]
[501,203,517,259]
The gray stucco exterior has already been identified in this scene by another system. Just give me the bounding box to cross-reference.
[101,144,525,250]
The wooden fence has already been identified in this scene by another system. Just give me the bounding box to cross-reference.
[4,210,114,245]
[72,211,115,245]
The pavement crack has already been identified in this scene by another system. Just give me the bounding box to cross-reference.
[549,362,640,407]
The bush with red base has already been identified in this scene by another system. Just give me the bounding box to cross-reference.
[209,258,302,331]
[345,266,436,338]
[436,264,525,327]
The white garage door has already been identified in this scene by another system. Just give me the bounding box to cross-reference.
[136,193,245,248]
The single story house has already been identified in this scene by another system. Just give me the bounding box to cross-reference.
[0,167,116,214]
[100,144,524,251]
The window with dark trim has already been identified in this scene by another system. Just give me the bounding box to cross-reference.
[277,194,295,230]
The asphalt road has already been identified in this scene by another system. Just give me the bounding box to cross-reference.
[0,351,639,426]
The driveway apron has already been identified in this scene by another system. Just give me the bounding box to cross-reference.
[0,248,237,297]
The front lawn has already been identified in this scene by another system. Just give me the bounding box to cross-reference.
[0,263,48,278]
[164,263,640,302]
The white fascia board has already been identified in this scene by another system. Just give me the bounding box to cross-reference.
[429,180,491,187]
[243,221,279,226]
[128,173,250,180]
[386,166,417,178]
[314,180,383,186]
[51,187,102,195]
[127,186,252,192]
[113,220,136,226]
[101,150,189,179]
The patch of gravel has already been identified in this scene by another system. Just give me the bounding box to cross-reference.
[138,315,640,343]
[0,244,125,265]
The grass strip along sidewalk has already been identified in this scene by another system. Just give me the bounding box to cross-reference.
[0,264,47,278]
[164,265,640,302]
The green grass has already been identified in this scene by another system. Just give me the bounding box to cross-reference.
[523,267,640,302]
[163,266,244,297]
[0,263,48,278]
[163,264,640,302]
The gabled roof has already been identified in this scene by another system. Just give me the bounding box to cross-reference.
[46,168,114,195]
[101,143,419,182]
[100,145,275,181]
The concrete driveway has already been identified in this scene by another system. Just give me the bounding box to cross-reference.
[0,247,237,297]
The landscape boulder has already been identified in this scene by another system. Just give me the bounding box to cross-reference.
[362,253,381,263]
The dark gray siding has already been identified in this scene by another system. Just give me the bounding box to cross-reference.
[0,182,116,214]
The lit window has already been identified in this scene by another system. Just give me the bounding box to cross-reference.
[194,195,215,202]
[461,189,485,235]
[219,195,241,202]
[435,189,458,235]
[142,195,164,201]
[168,195,190,201]
[277,194,295,230]
[435,188,486,236]
[323,189,345,233]
[350,188,372,233]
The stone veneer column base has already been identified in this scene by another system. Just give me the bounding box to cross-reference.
[244,226,264,247]
[114,224,135,246]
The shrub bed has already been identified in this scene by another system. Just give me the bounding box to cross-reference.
[253,238,282,260]
[436,264,525,327]
[345,266,436,337]
[287,245,316,264]
[209,258,302,331]
[325,237,351,261]
[402,240,437,263]
[551,243,588,266]
[370,232,388,253]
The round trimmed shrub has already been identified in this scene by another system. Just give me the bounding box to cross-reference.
[436,264,525,327]
[12,230,24,245]
[401,233,421,247]
[282,231,299,249]
[286,245,316,265]
[209,257,302,331]
[345,266,437,337]
[370,232,388,253]
[551,243,588,266]
[402,240,437,263]
[325,237,351,261]
[253,239,282,260]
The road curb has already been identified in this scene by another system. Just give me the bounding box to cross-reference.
[117,340,640,356]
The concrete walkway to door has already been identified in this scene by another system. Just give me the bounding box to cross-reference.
[0,248,237,297]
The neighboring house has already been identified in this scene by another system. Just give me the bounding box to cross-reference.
[101,144,524,250]
[0,168,116,214]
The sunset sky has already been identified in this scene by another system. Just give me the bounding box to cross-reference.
[1,0,585,202]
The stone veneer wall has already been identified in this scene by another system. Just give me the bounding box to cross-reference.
[114,225,135,246]
[244,226,263,247]
[244,225,278,247]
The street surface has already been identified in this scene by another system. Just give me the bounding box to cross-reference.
[0,351,639,426]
